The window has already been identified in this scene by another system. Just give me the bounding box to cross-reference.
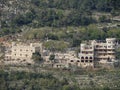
[90,47,92,49]
[26,54,28,57]
[20,54,22,56]
[85,60,88,62]
[81,60,84,62]
[108,46,111,48]
[96,45,99,48]
[71,60,73,62]
[85,57,88,59]
[104,46,107,48]
[81,57,84,59]
[20,49,22,51]
[90,60,93,63]
[14,49,16,51]
[77,60,80,62]
[90,57,92,59]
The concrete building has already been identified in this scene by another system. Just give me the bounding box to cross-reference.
[79,38,117,68]
[5,42,42,64]
[79,43,94,68]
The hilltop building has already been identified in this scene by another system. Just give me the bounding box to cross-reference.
[4,38,118,68]
[79,38,117,67]
[5,42,42,64]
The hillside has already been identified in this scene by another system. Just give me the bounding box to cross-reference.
[1,0,120,36]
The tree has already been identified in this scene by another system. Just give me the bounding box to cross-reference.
[49,54,55,61]
[32,52,43,62]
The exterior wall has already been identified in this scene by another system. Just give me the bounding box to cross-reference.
[11,46,37,60]
[95,38,116,62]
[5,42,41,61]
[79,38,117,67]
[79,44,94,67]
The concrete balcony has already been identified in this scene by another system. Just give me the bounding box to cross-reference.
[107,51,115,53]
[96,51,107,53]
[96,55,110,58]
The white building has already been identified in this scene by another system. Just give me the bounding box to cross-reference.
[5,42,42,64]
[79,38,117,68]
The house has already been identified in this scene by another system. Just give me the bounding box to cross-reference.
[79,38,117,68]
[4,42,42,65]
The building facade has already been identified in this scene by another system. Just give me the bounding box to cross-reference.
[5,42,42,64]
[79,38,117,67]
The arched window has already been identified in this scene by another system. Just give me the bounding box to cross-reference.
[77,60,80,62]
[85,57,88,59]
[85,60,88,62]
[81,57,84,59]
[71,60,73,62]
[90,57,92,59]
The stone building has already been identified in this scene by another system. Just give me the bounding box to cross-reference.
[79,43,94,68]
[5,42,42,64]
[79,38,117,68]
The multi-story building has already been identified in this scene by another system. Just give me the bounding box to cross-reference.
[79,38,117,68]
[5,42,42,64]
[79,43,94,68]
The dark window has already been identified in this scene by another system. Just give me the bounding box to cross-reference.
[90,60,93,63]
[85,57,88,59]
[77,60,80,62]
[81,57,84,59]
[71,60,73,62]
[81,60,84,62]
[85,60,88,62]
[90,57,92,59]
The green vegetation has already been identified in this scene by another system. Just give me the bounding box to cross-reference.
[49,54,55,61]
[24,26,120,48]
[43,40,69,52]
[1,0,120,36]
[32,52,43,62]
[0,70,70,90]
[0,68,120,90]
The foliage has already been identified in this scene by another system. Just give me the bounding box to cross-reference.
[1,0,120,36]
[49,54,55,61]
[0,71,70,90]
[24,26,120,48]
[43,40,69,52]
[99,15,110,23]
[32,52,43,62]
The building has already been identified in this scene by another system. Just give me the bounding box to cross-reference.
[5,42,42,64]
[79,43,94,68]
[79,38,117,68]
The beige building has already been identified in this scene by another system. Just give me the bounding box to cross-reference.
[79,44,94,68]
[5,42,42,64]
[79,38,117,68]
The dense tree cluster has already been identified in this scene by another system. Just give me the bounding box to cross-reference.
[24,26,120,48]
[0,71,71,90]
[1,0,119,36]
[0,69,120,90]
[31,0,119,12]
